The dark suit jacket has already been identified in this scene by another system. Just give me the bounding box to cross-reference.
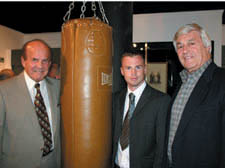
[0,72,61,168]
[163,62,225,168]
[112,84,171,168]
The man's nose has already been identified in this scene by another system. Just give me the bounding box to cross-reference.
[36,61,42,68]
[182,45,189,53]
[131,68,137,75]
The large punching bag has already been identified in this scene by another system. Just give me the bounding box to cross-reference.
[61,17,112,168]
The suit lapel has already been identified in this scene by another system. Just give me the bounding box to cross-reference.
[119,91,126,121]
[115,89,126,141]
[173,63,216,142]
[115,85,154,140]
[132,85,152,118]
[16,73,43,143]
[45,78,58,136]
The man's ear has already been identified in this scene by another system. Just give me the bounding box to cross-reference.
[207,46,211,54]
[48,61,52,69]
[21,57,25,68]
[120,67,124,76]
[144,65,147,75]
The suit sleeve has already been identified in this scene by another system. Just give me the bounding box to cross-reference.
[112,91,119,138]
[220,93,225,168]
[215,68,225,168]
[55,80,61,168]
[154,94,171,168]
[0,89,5,162]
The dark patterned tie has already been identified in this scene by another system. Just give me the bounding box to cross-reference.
[120,93,135,150]
[34,83,52,156]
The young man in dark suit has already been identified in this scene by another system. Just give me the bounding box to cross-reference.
[112,51,171,168]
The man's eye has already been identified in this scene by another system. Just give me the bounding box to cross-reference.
[126,67,131,70]
[136,66,142,70]
[177,45,183,49]
[42,60,49,64]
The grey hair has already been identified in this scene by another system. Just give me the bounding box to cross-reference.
[173,23,212,53]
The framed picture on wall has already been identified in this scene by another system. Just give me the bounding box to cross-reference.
[146,62,168,93]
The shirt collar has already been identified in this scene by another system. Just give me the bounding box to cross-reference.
[23,70,46,90]
[180,59,212,83]
[127,81,146,99]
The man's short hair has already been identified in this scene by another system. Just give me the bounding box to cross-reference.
[121,50,145,63]
[21,39,52,60]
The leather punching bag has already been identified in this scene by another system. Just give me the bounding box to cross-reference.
[61,18,112,168]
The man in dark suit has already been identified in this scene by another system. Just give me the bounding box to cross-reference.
[163,23,225,168]
[0,39,61,168]
[112,51,171,168]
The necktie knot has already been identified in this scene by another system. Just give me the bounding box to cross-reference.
[129,93,135,105]
[35,83,40,89]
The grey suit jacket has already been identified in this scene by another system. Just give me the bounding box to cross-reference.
[112,84,171,168]
[0,72,61,168]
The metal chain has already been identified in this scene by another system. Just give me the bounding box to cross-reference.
[63,1,75,22]
[80,1,86,19]
[91,2,97,17]
[98,2,109,24]
[63,1,109,25]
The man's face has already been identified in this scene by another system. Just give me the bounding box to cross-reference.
[21,41,51,82]
[176,30,211,72]
[120,55,146,91]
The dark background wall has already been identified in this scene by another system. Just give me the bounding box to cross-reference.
[104,2,133,93]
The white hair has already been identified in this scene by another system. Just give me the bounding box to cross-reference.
[173,23,212,53]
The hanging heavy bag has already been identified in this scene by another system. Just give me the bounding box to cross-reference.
[61,2,112,168]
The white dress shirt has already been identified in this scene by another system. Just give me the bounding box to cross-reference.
[24,71,54,149]
[115,81,147,168]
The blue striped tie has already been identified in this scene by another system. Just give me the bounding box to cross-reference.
[120,93,135,150]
